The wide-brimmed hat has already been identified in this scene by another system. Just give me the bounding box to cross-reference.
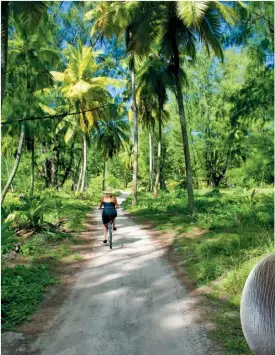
[103,188,113,195]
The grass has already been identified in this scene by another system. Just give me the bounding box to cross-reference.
[1,189,99,331]
[1,264,58,330]
[123,187,274,354]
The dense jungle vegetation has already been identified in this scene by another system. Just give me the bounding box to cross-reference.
[1,1,274,353]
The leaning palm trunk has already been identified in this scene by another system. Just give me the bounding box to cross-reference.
[154,115,162,198]
[1,123,25,204]
[1,1,9,104]
[4,157,14,192]
[102,156,107,191]
[149,130,154,191]
[175,78,195,214]
[131,68,138,206]
[30,139,35,195]
[80,133,87,193]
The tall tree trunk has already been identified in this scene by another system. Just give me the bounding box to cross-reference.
[4,157,14,192]
[190,132,199,189]
[76,166,83,193]
[73,155,82,191]
[30,138,35,195]
[1,124,25,204]
[102,156,107,191]
[149,129,154,192]
[160,144,166,190]
[1,1,9,104]
[54,143,60,188]
[154,114,162,198]
[80,133,87,193]
[131,67,138,206]
[60,143,75,188]
[175,78,195,214]
[51,158,56,186]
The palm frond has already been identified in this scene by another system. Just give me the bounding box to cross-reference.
[177,1,210,28]
[199,11,224,60]
[51,71,65,82]
[210,2,238,25]
[89,77,126,88]
[12,1,48,28]
[38,104,56,115]
[63,80,92,99]
[64,127,76,143]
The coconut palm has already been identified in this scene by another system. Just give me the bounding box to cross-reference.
[100,1,236,213]
[137,55,170,197]
[51,40,124,193]
[1,21,59,204]
[1,1,49,104]
[94,114,129,190]
[85,1,149,205]
[136,92,156,192]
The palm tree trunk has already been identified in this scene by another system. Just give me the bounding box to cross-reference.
[1,123,25,204]
[30,138,35,195]
[175,78,195,214]
[149,130,154,191]
[154,115,162,198]
[60,143,75,188]
[4,157,14,192]
[131,67,138,206]
[1,1,9,104]
[76,166,83,192]
[102,156,107,191]
[160,144,166,190]
[80,133,87,193]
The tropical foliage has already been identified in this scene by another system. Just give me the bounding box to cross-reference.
[1,1,273,353]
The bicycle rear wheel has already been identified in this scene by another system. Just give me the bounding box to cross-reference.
[108,222,112,249]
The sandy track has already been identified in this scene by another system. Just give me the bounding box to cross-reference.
[32,193,214,355]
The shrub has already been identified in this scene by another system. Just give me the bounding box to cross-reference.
[8,196,48,231]
[1,220,18,254]
[1,264,57,329]
[205,188,222,197]
[88,176,103,199]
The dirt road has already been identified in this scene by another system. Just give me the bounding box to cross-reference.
[32,193,214,355]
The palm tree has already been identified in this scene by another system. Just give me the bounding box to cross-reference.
[85,2,149,205]
[51,40,123,193]
[1,124,25,204]
[1,1,48,104]
[94,114,129,190]
[1,21,59,204]
[137,56,170,197]
[109,1,236,213]
[136,91,156,192]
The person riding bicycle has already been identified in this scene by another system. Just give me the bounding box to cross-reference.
[98,189,119,244]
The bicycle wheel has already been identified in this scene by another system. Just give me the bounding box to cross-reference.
[108,221,112,249]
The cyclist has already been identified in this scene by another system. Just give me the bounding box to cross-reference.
[98,189,119,244]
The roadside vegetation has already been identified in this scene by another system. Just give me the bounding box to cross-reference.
[1,189,100,330]
[123,186,273,354]
[1,2,273,354]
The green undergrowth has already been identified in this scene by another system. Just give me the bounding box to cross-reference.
[1,189,98,331]
[123,187,274,354]
[2,264,58,330]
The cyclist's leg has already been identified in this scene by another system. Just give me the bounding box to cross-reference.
[103,223,108,242]
[102,214,109,242]
[112,211,118,229]
[113,217,117,230]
